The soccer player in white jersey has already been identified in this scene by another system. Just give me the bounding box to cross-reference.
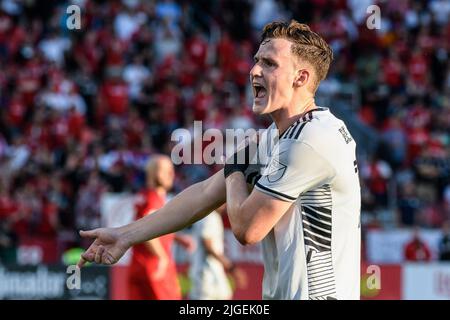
[77,20,361,300]
[189,205,246,300]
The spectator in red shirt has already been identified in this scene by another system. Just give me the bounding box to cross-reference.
[361,155,392,208]
[190,81,214,121]
[67,106,86,141]
[382,49,404,90]
[16,54,44,108]
[98,72,129,117]
[216,31,235,73]
[128,155,194,300]
[7,92,27,130]
[35,199,59,237]
[231,43,252,91]
[404,228,432,261]
[0,183,17,223]
[185,34,208,71]
[408,47,428,84]
[154,81,181,130]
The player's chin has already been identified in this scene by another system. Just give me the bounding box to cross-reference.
[252,99,270,115]
[163,181,174,190]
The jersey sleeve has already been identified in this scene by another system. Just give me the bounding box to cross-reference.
[255,140,336,202]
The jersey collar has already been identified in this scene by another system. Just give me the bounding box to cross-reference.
[278,107,328,138]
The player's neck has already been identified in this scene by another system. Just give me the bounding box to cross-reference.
[149,185,167,198]
[271,97,317,135]
[155,186,167,197]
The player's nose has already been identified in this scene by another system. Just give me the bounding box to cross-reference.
[249,63,262,80]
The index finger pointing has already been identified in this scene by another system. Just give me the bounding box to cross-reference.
[77,256,86,268]
[79,229,99,239]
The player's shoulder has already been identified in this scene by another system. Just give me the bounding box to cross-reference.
[304,109,345,142]
[145,188,165,205]
[280,107,343,146]
[142,188,155,198]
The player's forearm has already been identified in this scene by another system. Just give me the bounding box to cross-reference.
[121,171,226,247]
[225,172,252,244]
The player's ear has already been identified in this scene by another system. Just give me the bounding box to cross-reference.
[294,69,310,88]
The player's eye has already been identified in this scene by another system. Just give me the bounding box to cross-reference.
[264,59,275,67]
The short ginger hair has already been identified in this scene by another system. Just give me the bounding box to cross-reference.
[261,20,333,92]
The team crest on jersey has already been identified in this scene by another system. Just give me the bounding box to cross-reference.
[264,158,287,183]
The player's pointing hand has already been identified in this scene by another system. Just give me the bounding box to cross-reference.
[77,227,130,267]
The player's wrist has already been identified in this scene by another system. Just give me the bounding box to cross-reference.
[224,156,249,178]
[223,144,252,178]
[119,226,136,248]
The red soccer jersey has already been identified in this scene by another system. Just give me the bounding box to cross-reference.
[100,80,129,115]
[129,189,181,300]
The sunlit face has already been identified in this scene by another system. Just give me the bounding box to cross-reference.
[250,38,298,114]
[149,157,175,191]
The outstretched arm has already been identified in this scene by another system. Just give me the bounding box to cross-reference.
[120,169,226,246]
[78,169,226,266]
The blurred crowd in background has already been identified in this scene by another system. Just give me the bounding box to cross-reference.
[0,0,449,265]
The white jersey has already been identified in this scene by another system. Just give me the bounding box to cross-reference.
[253,107,361,300]
[189,211,232,300]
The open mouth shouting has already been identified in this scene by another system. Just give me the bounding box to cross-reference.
[253,82,267,100]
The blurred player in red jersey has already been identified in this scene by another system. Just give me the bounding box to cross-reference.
[128,155,194,300]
